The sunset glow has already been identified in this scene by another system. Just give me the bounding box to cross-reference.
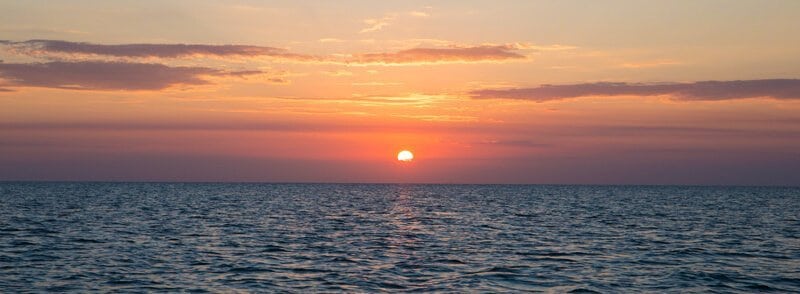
[4,3,800,293]
[1,1,799,185]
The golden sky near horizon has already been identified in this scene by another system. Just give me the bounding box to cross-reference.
[1,0,800,184]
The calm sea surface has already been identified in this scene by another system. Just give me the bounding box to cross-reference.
[1,183,798,292]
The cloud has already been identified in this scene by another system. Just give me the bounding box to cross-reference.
[2,39,551,66]
[321,70,353,77]
[358,8,431,34]
[360,16,394,33]
[470,79,800,102]
[476,139,550,148]
[351,81,402,86]
[348,45,526,65]
[0,61,264,91]
[3,39,315,61]
[318,38,344,43]
[620,60,682,68]
[509,43,578,51]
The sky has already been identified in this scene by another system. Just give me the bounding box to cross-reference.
[1,0,799,185]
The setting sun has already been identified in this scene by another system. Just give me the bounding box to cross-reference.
[397,150,414,162]
[1,1,799,293]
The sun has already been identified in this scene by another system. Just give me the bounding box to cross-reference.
[397,150,414,162]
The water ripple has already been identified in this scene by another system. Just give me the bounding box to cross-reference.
[1,183,799,292]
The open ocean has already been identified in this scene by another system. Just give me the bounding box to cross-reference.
[1,183,798,292]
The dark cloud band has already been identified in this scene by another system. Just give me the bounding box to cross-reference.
[470,79,800,102]
[2,40,532,65]
[4,39,314,60]
[0,61,263,91]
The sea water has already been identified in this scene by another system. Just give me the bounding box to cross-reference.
[1,183,798,292]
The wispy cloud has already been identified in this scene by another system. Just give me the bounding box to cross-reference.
[321,70,353,77]
[0,61,264,91]
[620,60,682,68]
[348,44,526,65]
[359,15,394,33]
[318,38,345,43]
[350,82,403,86]
[476,139,550,148]
[2,39,316,61]
[510,43,578,51]
[470,79,800,102]
[358,8,431,34]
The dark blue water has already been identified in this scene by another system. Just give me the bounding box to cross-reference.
[1,183,799,292]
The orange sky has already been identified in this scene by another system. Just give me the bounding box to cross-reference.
[1,1,799,184]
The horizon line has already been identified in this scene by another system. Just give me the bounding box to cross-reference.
[1,180,797,188]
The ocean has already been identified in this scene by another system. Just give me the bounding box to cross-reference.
[1,183,798,292]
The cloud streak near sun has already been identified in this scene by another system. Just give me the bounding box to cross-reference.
[470,79,800,102]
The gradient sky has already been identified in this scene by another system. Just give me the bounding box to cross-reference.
[1,0,800,185]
